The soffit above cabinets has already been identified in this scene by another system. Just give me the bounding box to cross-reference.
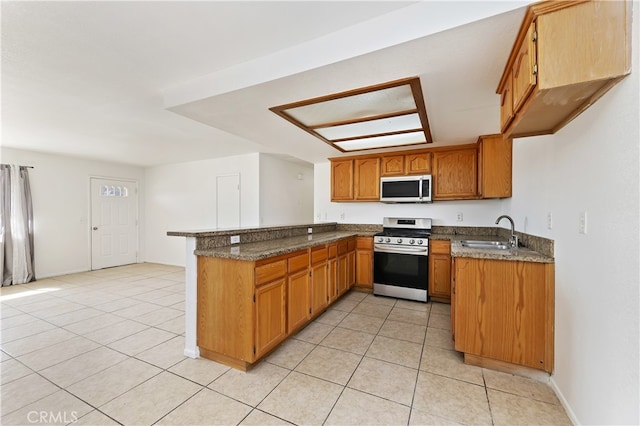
[269,77,432,153]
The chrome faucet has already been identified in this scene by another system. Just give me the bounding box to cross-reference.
[495,215,519,248]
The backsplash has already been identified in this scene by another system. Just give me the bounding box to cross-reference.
[187,222,553,258]
[432,225,554,258]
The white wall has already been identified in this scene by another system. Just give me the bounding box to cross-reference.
[144,153,261,266]
[0,148,145,278]
[259,154,314,226]
[314,162,505,227]
[505,9,639,423]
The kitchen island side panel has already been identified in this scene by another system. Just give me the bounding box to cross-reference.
[197,256,255,362]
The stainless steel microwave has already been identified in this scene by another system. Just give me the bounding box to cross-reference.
[380,175,432,203]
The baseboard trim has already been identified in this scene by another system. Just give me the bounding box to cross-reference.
[550,376,580,425]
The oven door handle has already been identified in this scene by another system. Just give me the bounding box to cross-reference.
[374,245,429,255]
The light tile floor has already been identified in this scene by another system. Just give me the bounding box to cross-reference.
[1,263,572,425]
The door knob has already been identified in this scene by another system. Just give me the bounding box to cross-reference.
[92,226,98,230]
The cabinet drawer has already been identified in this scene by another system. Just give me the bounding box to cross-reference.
[256,260,287,286]
[347,238,356,252]
[337,240,348,255]
[356,237,373,250]
[328,244,337,258]
[288,251,309,274]
[310,246,327,265]
[430,240,451,255]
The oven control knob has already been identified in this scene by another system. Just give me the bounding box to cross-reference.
[385,238,391,243]
[409,239,415,244]
[397,238,402,243]
[417,240,423,245]
[377,237,384,243]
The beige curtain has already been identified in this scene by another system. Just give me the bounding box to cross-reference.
[1,164,35,285]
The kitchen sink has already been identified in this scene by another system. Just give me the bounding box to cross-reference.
[460,240,511,250]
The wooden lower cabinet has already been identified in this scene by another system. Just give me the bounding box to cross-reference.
[310,246,329,316]
[452,257,554,372]
[287,268,310,334]
[254,278,287,358]
[428,240,451,303]
[337,238,356,295]
[355,237,373,288]
[327,243,338,303]
[196,236,366,371]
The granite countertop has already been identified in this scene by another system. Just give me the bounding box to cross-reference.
[431,233,554,263]
[194,231,377,261]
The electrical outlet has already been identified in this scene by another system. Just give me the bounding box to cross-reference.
[340,212,345,220]
[547,212,553,230]
[308,227,313,234]
[579,211,587,234]
[456,212,463,222]
[230,235,240,244]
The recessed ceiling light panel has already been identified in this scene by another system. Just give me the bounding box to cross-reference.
[270,77,432,153]
[335,131,427,151]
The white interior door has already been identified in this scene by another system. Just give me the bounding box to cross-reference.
[90,178,138,270]
[216,174,240,229]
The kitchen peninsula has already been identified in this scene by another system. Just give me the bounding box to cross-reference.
[169,221,555,373]
[168,222,379,370]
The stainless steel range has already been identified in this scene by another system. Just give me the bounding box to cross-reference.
[373,217,432,302]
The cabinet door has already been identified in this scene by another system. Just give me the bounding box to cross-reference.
[428,254,451,300]
[454,258,551,371]
[287,269,310,333]
[381,155,405,176]
[347,251,356,289]
[354,158,381,200]
[255,278,287,358]
[478,134,512,199]
[337,255,348,296]
[355,250,373,287]
[406,152,432,175]
[328,257,338,303]
[432,148,478,200]
[331,160,354,201]
[499,77,514,132]
[310,263,328,315]
[512,22,537,113]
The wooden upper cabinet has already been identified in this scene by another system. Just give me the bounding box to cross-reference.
[498,0,632,138]
[380,156,404,177]
[478,134,512,199]
[330,141,511,202]
[432,147,477,200]
[380,152,431,177]
[330,158,379,201]
[331,160,353,201]
[405,152,432,175]
[354,158,380,201]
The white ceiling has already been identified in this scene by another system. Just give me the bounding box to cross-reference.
[1,1,530,167]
